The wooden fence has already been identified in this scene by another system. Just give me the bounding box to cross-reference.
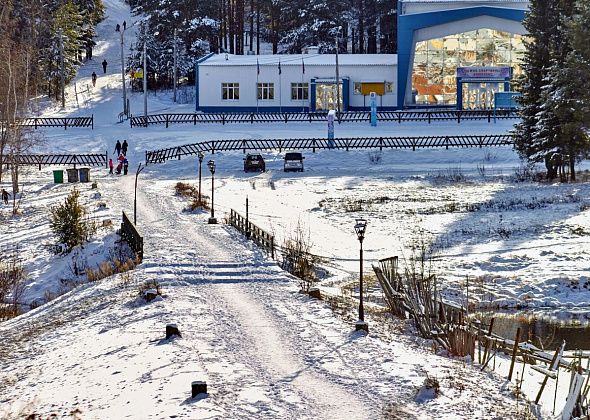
[229,209,275,258]
[145,134,514,164]
[130,109,518,128]
[373,256,590,418]
[0,153,108,169]
[0,116,93,130]
[120,211,144,262]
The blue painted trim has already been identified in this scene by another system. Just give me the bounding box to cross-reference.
[199,106,311,113]
[195,53,215,111]
[397,6,526,109]
[342,79,349,112]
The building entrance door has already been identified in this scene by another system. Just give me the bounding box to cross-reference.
[315,83,343,111]
[462,82,504,110]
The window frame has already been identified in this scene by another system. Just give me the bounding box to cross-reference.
[290,82,309,101]
[221,82,240,101]
[257,82,275,100]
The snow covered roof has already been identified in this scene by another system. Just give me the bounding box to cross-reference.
[200,54,397,67]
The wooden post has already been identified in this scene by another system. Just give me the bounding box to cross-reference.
[508,327,521,381]
[166,323,181,339]
[191,381,207,397]
[535,343,564,404]
[482,318,495,365]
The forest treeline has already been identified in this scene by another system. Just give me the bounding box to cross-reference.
[126,0,397,88]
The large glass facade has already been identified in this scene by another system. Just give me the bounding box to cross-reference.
[411,29,527,106]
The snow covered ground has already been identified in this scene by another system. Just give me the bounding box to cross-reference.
[1,0,590,418]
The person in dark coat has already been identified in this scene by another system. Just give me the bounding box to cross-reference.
[1,188,9,205]
[114,140,121,156]
[116,23,120,32]
[91,71,97,87]
[102,59,108,74]
[121,139,128,156]
[123,157,129,175]
[123,21,127,30]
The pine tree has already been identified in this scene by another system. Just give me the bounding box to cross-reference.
[50,189,89,253]
[513,0,559,171]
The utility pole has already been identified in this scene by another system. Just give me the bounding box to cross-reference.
[59,29,65,108]
[119,25,127,115]
[335,31,341,118]
[143,37,148,121]
[173,29,178,103]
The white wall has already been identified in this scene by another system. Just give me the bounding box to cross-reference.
[198,62,398,110]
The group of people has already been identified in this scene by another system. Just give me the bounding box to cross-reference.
[109,140,129,175]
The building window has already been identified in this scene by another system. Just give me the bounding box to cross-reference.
[222,83,239,100]
[411,28,529,106]
[291,83,309,100]
[385,82,394,93]
[257,82,274,100]
[353,82,362,95]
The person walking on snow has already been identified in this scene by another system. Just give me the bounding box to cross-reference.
[114,140,121,156]
[1,188,9,205]
[108,158,114,174]
[123,157,129,175]
[91,71,97,87]
[102,59,108,74]
[123,20,127,30]
[122,139,128,156]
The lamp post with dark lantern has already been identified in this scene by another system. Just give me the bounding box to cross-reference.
[208,160,217,224]
[198,152,204,204]
[354,218,368,332]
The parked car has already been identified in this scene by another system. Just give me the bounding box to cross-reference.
[243,153,265,172]
[284,151,305,172]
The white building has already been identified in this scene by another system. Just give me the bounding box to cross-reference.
[195,53,398,112]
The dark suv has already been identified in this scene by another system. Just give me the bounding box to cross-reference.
[284,152,304,172]
[243,153,265,172]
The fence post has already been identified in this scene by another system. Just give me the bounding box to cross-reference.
[145,150,148,166]
[313,139,316,153]
[445,136,449,150]
[428,113,431,124]
[285,113,288,123]
[91,114,94,129]
[242,140,246,154]
[398,112,402,124]
[35,118,38,130]
[508,327,521,381]
[222,114,225,125]
[251,113,254,124]
[379,137,383,151]
[194,113,197,125]
[166,114,169,128]
[458,111,461,124]
[64,119,68,130]
[487,111,491,123]
[271,236,274,259]
[106,151,109,168]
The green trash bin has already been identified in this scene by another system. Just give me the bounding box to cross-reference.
[66,168,79,183]
[78,167,90,183]
[53,169,64,184]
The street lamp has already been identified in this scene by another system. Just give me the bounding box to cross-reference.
[198,152,204,204]
[116,23,127,116]
[354,218,368,332]
[207,160,217,224]
[134,163,145,225]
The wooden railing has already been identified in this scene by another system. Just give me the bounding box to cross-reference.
[130,110,519,128]
[145,134,514,164]
[121,211,144,262]
[229,209,274,258]
[0,152,108,169]
[0,116,93,130]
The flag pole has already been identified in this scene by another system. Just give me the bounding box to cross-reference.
[302,57,305,112]
[279,59,282,113]
[256,58,259,113]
